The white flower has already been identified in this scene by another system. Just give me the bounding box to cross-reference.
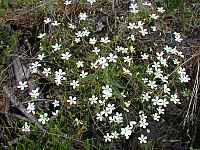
[138,134,147,144]
[104,133,112,142]
[89,95,98,104]
[75,38,81,43]
[179,72,190,83]
[55,69,66,85]
[128,34,135,41]
[75,28,90,38]
[127,23,138,30]
[116,46,128,53]
[111,131,119,139]
[89,37,97,45]
[151,26,157,31]
[154,68,163,79]
[109,116,115,123]
[102,85,112,99]
[170,94,180,104]
[124,101,130,107]
[174,32,183,43]
[161,76,168,83]
[146,66,153,75]
[156,51,164,59]
[90,62,98,69]
[96,112,104,121]
[87,0,96,5]
[123,56,132,65]
[121,47,129,54]
[76,61,84,68]
[37,53,45,60]
[52,43,61,52]
[79,12,88,21]
[68,23,76,29]
[121,92,127,98]
[121,125,133,139]
[38,113,49,125]
[64,0,71,6]
[177,51,184,58]
[55,69,66,77]
[75,31,83,38]
[17,81,28,90]
[124,108,130,113]
[74,118,83,125]
[178,67,190,83]
[161,98,169,107]
[51,20,60,26]
[129,3,139,14]
[44,18,51,24]
[139,28,148,36]
[106,103,115,114]
[152,96,163,106]
[61,52,71,60]
[29,61,41,74]
[102,109,111,117]
[130,121,137,127]
[97,57,108,69]
[107,53,118,63]
[26,102,35,114]
[139,118,149,128]
[164,45,173,53]
[70,80,79,89]
[67,96,77,105]
[52,110,59,116]
[139,111,147,119]
[100,37,110,43]
[113,112,123,124]
[142,78,148,83]
[123,67,132,76]
[150,14,159,20]
[147,129,150,133]
[29,88,40,99]
[98,99,105,105]
[163,84,170,94]
[141,53,149,60]
[80,70,88,78]
[137,21,144,29]
[142,2,151,6]
[159,57,168,67]
[92,47,100,55]
[157,7,165,13]
[82,29,90,37]
[157,107,165,114]
[147,80,157,89]
[22,122,30,132]
[152,62,160,70]
[179,74,190,83]
[52,100,60,108]
[152,113,160,121]
[142,92,151,102]
[37,33,46,39]
[42,68,51,77]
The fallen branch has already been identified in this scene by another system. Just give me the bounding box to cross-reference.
[3,86,47,132]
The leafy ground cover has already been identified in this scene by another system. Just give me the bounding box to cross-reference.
[0,0,200,149]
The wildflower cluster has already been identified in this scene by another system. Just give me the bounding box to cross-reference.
[17,0,190,146]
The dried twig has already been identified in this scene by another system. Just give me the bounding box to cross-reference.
[183,57,200,127]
